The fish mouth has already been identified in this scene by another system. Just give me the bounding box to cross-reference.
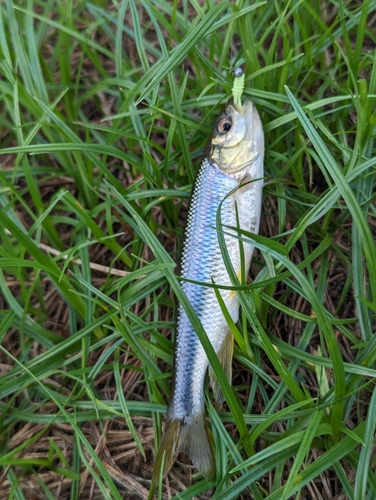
[225,97,255,115]
[236,97,262,140]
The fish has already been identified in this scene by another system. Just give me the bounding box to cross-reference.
[150,97,264,492]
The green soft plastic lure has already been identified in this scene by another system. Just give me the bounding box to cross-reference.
[231,66,245,108]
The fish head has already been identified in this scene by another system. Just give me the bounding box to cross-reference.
[207,98,264,177]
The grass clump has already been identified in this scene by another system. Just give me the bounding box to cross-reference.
[0,0,375,499]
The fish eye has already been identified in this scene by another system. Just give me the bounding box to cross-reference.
[217,118,232,134]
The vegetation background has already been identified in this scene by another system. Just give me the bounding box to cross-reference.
[0,0,375,499]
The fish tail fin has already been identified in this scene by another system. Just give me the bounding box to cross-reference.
[149,419,182,499]
[150,415,215,497]
[180,415,216,481]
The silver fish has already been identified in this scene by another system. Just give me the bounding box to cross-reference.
[151,97,264,490]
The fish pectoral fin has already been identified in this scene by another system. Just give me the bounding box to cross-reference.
[150,415,215,497]
[209,329,234,407]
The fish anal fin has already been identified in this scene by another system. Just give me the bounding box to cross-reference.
[209,329,234,407]
[150,414,215,498]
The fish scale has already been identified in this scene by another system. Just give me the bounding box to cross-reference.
[150,98,264,493]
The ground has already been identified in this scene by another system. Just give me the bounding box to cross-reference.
[0,1,375,499]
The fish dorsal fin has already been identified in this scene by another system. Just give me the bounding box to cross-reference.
[208,329,234,407]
